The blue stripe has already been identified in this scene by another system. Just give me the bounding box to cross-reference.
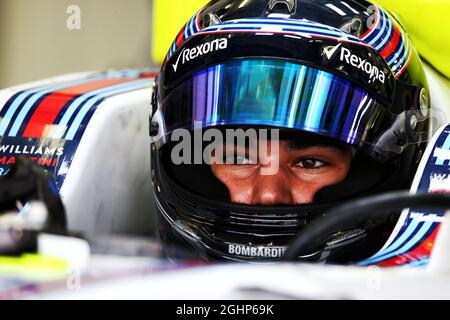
[374,15,393,50]
[189,17,195,36]
[361,6,381,40]
[281,27,353,39]
[226,18,350,33]
[204,24,355,40]
[183,23,189,39]
[359,220,434,265]
[203,22,360,41]
[64,79,152,140]
[392,38,410,72]
[5,76,104,137]
[367,11,387,46]
[305,71,332,128]
[359,217,421,265]
[370,11,391,48]
[193,13,199,32]
[0,91,31,136]
[363,9,385,43]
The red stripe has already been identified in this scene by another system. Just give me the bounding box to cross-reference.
[22,79,131,138]
[380,25,401,59]
[22,93,74,138]
[139,72,157,79]
[176,27,185,47]
[376,225,440,267]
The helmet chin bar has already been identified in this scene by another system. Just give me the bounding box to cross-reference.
[156,190,369,263]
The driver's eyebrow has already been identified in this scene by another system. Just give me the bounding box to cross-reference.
[285,141,348,152]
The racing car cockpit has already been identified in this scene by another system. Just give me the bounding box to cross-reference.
[1,0,450,299]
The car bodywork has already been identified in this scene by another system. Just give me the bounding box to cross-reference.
[0,70,157,235]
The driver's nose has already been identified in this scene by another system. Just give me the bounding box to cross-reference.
[250,168,294,205]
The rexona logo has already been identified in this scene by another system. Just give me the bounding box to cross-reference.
[228,244,287,258]
[338,47,386,84]
[172,38,228,72]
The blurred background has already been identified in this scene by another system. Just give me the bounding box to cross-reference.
[0,0,206,88]
[0,0,449,89]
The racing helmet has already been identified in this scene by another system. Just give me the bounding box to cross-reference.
[150,0,431,262]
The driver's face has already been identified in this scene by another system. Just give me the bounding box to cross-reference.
[210,140,353,205]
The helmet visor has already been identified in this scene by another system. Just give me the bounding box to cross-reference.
[155,58,428,160]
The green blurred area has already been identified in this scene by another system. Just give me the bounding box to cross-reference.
[374,0,450,78]
[151,0,207,64]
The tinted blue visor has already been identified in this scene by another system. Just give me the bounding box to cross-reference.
[155,59,428,160]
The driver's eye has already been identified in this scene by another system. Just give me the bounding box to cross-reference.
[296,158,326,169]
[224,153,252,165]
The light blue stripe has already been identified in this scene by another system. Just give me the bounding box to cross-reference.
[189,17,195,36]
[305,71,332,129]
[406,257,429,267]
[205,24,354,38]
[0,88,46,136]
[363,8,384,42]
[184,22,189,39]
[435,132,450,165]
[226,18,352,34]
[7,76,104,137]
[282,26,355,38]
[392,38,409,72]
[360,217,421,264]
[203,23,357,40]
[193,13,200,32]
[359,221,434,265]
[287,66,307,127]
[64,79,152,140]
[277,64,298,121]
[368,11,387,46]
[211,64,221,124]
[374,15,392,50]
[51,79,151,140]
